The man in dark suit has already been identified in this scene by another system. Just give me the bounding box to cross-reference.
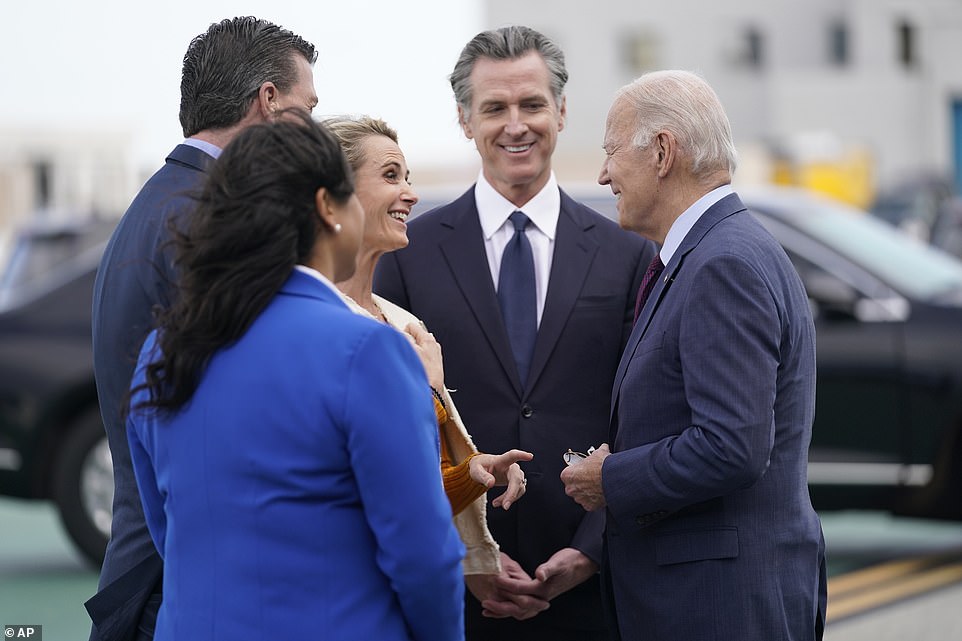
[561,70,827,641]
[375,25,654,641]
[87,17,318,641]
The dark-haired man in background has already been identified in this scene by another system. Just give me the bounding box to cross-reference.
[87,17,318,641]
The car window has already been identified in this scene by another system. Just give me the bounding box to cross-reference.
[0,220,113,311]
[747,194,962,302]
[803,212,962,300]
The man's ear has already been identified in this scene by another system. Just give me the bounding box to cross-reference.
[256,81,280,121]
[557,96,567,132]
[458,105,474,139]
[654,131,676,178]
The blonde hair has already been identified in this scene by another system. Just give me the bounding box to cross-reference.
[322,115,399,171]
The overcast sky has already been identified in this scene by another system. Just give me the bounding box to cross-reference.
[5,1,483,173]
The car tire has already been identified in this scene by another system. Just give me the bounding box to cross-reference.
[52,406,113,567]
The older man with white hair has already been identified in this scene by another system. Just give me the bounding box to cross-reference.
[562,70,827,641]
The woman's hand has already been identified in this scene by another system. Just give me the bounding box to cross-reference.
[403,322,445,391]
[469,450,534,510]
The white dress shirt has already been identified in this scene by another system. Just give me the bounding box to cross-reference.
[474,171,560,326]
[294,264,342,298]
[182,137,222,159]
[659,184,734,265]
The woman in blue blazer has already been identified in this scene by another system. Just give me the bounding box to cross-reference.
[126,111,465,641]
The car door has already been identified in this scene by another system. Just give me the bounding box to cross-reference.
[756,214,912,497]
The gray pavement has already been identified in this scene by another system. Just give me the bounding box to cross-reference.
[820,510,962,640]
[0,499,98,641]
[824,581,962,641]
[2,499,962,640]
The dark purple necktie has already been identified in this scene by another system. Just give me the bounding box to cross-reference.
[633,254,665,323]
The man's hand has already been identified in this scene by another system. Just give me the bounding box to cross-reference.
[495,547,598,604]
[470,553,550,620]
[559,443,610,511]
[472,548,597,620]
[468,450,533,510]
[533,547,599,601]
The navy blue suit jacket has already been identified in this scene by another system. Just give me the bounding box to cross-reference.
[88,144,214,639]
[375,186,654,635]
[604,193,827,640]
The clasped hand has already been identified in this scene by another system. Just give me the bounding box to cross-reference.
[466,548,598,620]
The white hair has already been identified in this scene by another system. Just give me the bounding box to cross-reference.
[615,70,737,179]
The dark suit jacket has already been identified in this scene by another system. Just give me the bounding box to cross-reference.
[375,186,654,636]
[88,144,214,640]
[604,193,827,641]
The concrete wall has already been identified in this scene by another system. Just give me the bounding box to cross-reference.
[485,0,962,194]
[0,128,137,228]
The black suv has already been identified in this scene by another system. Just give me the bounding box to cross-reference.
[0,217,116,566]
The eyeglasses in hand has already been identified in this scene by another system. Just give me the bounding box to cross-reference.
[563,446,597,466]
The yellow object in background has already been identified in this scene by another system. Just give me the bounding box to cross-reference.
[773,147,875,209]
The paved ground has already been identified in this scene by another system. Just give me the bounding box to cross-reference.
[0,499,98,640]
[821,511,962,638]
[824,581,962,641]
[2,499,961,640]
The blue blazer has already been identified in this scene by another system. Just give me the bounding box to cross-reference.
[604,193,827,640]
[375,187,655,634]
[127,270,465,641]
[89,144,214,638]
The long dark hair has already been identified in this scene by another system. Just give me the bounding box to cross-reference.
[136,110,354,413]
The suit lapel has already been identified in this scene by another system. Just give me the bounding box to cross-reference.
[607,254,677,436]
[437,192,523,393]
[527,195,598,392]
[610,193,748,416]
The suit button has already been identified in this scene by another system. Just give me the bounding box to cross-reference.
[521,405,533,418]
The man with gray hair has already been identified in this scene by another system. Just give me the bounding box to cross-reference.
[376,25,654,641]
[561,69,827,640]
[88,17,318,641]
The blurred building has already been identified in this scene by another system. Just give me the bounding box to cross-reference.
[486,0,962,207]
[0,128,137,230]
[5,1,961,222]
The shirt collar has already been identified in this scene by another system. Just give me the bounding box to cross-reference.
[182,137,222,159]
[475,171,560,240]
[294,264,341,297]
[661,184,734,264]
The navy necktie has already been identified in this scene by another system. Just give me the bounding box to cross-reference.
[498,211,537,385]
[633,254,665,323]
